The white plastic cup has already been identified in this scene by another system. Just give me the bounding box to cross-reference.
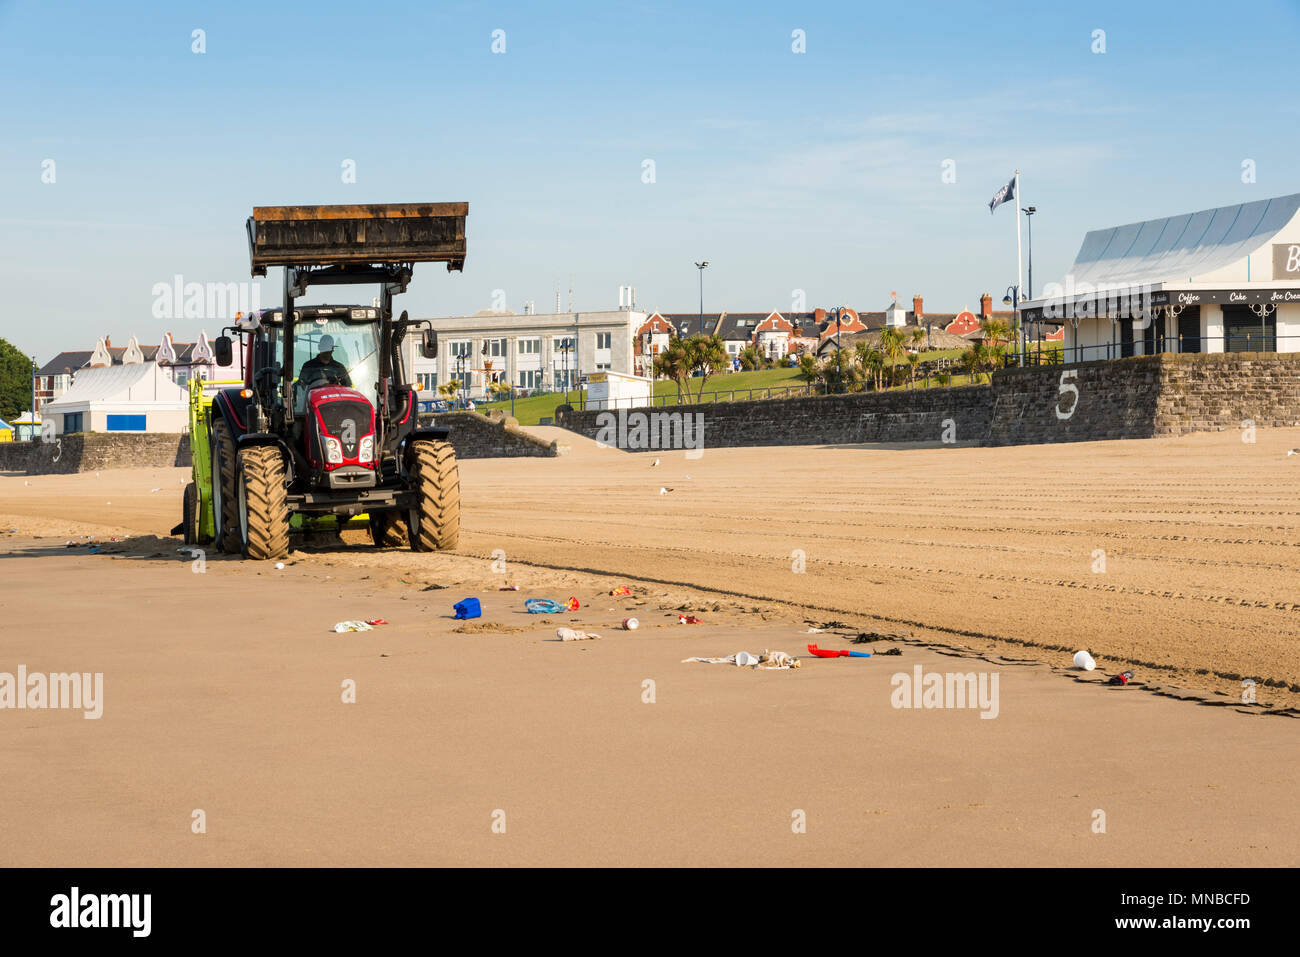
[735,651,757,667]
[623,617,639,630]
[1073,650,1096,671]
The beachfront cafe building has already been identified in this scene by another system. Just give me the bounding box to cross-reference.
[1020,193,1300,362]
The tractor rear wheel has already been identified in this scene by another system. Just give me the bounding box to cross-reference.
[369,511,409,547]
[211,420,240,553]
[237,445,290,560]
[407,439,460,551]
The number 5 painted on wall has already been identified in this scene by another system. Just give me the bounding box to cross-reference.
[1056,370,1079,420]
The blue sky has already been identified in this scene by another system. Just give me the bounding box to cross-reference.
[3,0,1299,360]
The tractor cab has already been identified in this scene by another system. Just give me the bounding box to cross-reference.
[239,304,389,490]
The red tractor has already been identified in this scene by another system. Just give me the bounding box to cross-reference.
[201,203,467,560]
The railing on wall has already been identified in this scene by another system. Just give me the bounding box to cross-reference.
[1058,335,1284,365]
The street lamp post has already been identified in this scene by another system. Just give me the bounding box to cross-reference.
[694,261,708,328]
[30,360,37,438]
[1003,286,1022,368]
[1022,206,1037,300]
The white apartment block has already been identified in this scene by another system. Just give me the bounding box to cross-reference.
[404,309,644,399]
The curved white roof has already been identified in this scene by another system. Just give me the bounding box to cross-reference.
[1066,192,1300,286]
[44,362,187,411]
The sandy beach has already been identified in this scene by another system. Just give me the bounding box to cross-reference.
[0,430,1296,866]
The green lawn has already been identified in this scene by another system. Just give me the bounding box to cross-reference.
[475,344,1062,425]
[477,366,809,425]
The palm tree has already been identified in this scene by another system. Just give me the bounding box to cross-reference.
[653,338,691,403]
[910,327,926,353]
[906,352,920,388]
[960,342,993,383]
[878,326,907,389]
[980,317,1013,348]
[797,352,821,391]
[853,340,885,391]
[687,334,729,402]
[737,345,763,371]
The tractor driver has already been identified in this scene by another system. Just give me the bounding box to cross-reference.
[299,334,352,390]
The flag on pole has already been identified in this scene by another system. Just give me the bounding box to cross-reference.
[988,176,1016,214]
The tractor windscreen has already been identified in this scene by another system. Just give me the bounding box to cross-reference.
[291,319,380,413]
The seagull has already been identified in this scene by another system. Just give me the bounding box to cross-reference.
[1288,449,1298,456]
[651,458,660,467]
[659,487,674,495]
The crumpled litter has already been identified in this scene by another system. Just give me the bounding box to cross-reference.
[565,596,580,610]
[610,586,632,597]
[682,650,800,669]
[678,614,701,625]
[557,627,600,641]
[526,598,566,614]
[1108,669,1135,686]
[499,584,519,591]
[333,620,373,633]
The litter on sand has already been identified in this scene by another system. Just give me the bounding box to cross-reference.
[333,620,374,633]
[622,617,639,630]
[557,627,601,641]
[1108,669,1135,686]
[678,614,702,625]
[682,650,800,669]
[1073,650,1097,671]
[566,596,581,610]
[806,643,871,658]
[526,598,566,614]
[453,598,482,620]
[610,586,632,597]
[499,584,520,591]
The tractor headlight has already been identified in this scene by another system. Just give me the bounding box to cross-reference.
[324,437,342,464]
[359,435,374,463]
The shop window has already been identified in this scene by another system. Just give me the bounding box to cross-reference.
[1223,305,1275,352]
[1177,307,1201,353]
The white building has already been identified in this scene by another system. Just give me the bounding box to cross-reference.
[585,370,653,410]
[42,362,188,435]
[1021,192,1300,361]
[404,309,644,400]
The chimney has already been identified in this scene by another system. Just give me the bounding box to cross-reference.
[105,336,112,348]
[814,307,827,323]
[980,293,993,318]
[912,295,923,321]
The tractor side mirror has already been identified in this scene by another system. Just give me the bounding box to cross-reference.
[421,329,438,359]
[214,335,233,367]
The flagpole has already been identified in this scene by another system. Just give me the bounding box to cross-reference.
[1014,169,1023,367]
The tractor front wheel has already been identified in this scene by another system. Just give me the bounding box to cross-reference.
[237,445,290,561]
[370,511,409,547]
[407,439,460,552]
